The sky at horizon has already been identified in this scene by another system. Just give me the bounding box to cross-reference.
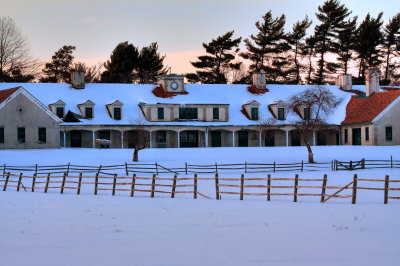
[1,0,399,74]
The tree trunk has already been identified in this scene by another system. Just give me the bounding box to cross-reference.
[306,144,314,163]
[133,148,139,162]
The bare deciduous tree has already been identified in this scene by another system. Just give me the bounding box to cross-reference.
[130,117,150,162]
[287,85,342,163]
[0,16,39,81]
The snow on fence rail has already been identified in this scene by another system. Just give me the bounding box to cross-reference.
[1,157,399,176]
[1,172,399,204]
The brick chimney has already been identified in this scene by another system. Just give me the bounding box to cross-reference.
[71,71,85,89]
[365,67,380,97]
[252,72,266,90]
[335,74,352,91]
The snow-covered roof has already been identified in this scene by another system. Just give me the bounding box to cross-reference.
[0,83,359,126]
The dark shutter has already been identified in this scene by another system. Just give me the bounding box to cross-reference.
[344,129,348,143]
[213,107,219,120]
[158,107,164,120]
[0,127,4,143]
[365,127,369,141]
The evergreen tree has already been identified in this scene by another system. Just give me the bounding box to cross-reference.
[186,31,241,84]
[101,41,139,83]
[303,35,317,84]
[383,13,400,82]
[136,42,167,84]
[241,10,288,83]
[334,17,358,74]
[354,13,384,80]
[286,16,312,84]
[1,68,34,82]
[40,45,75,83]
[313,0,351,84]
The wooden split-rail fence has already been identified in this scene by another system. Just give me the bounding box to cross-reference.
[1,172,399,204]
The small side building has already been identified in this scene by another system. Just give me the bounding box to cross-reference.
[0,87,62,149]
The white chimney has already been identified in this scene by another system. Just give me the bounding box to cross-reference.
[252,72,266,90]
[365,67,380,97]
[335,74,352,91]
[71,71,85,89]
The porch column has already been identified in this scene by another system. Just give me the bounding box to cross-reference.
[149,131,152,148]
[177,131,180,148]
[121,131,124,149]
[285,130,289,146]
[205,129,209,148]
[63,131,67,147]
[259,131,262,147]
[92,131,95,148]
[312,131,316,146]
[232,131,235,147]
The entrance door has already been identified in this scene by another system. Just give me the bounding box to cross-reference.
[352,128,361,145]
[155,131,167,148]
[211,131,222,147]
[180,131,198,148]
[291,131,301,146]
[238,131,248,147]
[265,130,275,146]
[70,131,82,147]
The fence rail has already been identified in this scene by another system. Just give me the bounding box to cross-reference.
[1,172,399,204]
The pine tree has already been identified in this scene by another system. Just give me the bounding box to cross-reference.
[100,41,139,83]
[186,31,241,84]
[40,45,75,83]
[313,0,351,84]
[334,17,358,74]
[354,13,384,80]
[303,35,317,84]
[383,13,400,83]
[286,16,312,84]
[241,10,288,83]
[136,42,167,84]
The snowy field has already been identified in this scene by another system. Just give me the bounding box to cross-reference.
[1,146,399,265]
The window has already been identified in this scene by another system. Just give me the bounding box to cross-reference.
[85,107,93,119]
[0,127,4,143]
[38,127,46,143]
[114,107,121,120]
[278,108,285,120]
[365,127,369,142]
[303,107,310,120]
[17,127,25,143]
[56,107,64,118]
[158,107,164,120]
[344,129,348,143]
[386,126,393,141]
[99,130,110,140]
[179,107,198,119]
[156,131,167,148]
[251,107,259,120]
[213,107,219,120]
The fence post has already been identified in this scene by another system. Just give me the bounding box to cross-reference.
[350,161,353,171]
[17,173,23,192]
[245,162,247,173]
[2,172,10,191]
[35,164,38,175]
[215,163,218,174]
[390,156,393,169]
[60,172,67,194]
[32,173,37,192]
[125,162,129,176]
[194,174,198,199]
[215,173,220,200]
[240,174,244,200]
[320,174,328,203]
[267,174,271,201]
[112,174,117,196]
[171,175,177,198]
[185,162,188,175]
[352,174,357,204]
[150,174,156,198]
[155,163,159,175]
[301,161,304,172]
[384,175,389,204]
[66,162,70,176]
[273,162,276,173]
[77,173,83,195]
[94,173,99,195]
[44,173,50,193]
[362,158,365,169]
[97,165,102,175]
[130,174,136,197]
[293,174,299,202]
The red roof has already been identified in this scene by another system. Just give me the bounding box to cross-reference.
[0,87,20,104]
[341,90,400,124]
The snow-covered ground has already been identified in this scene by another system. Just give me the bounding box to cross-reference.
[1,146,399,265]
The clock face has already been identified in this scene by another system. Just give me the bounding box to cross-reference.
[170,82,179,90]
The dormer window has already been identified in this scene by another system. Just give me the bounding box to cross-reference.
[56,106,64,118]
[303,107,310,120]
[251,107,259,120]
[49,100,66,119]
[213,107,219,120]
[114,107,121,120]
[179,107,198,120]
[158,107,164,120]
[85,107,93,119]
[278,108,285,120]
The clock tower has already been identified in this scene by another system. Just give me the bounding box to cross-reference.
[157,74,185,93]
